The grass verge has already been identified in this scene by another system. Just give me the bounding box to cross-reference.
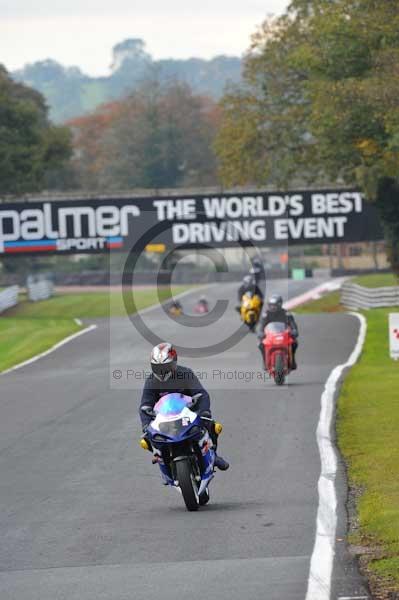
[295,271,399,596]
[5,286,190,319]
[0,318,81,372]
[0,285,191,372]
[352,272,398,288]
[294,290,344,313]
[337,306,399,596]
[295,272,398,314]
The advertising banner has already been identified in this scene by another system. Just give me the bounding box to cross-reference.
[0,188,383,256]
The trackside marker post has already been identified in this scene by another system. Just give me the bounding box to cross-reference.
[389,313,399,360]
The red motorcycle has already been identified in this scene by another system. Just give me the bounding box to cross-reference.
[262,322,294,386]
[194,300,209,314]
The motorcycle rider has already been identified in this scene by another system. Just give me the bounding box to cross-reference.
[237,274,264,309]
[167,299,183,316]
[139,342,229,471]
[197,296,209,311]
[257,294,299,369]
[249,256,266,286]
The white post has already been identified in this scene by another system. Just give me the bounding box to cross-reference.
[389,313,399,360]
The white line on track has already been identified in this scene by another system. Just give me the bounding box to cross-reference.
[0,285,209,377]
[338,596,370,599]
[305,312,367,600]
[0,324,98,376]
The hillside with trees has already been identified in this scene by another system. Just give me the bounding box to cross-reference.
[13,39,242,123]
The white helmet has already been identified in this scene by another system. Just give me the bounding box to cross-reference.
[150,342,177,381]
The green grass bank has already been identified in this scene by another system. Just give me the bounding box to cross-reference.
[337,305,399,594]
[0,286,190,372]
[297,273,399,595]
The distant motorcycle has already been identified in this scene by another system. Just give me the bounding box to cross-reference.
[140,393,220,511]
[262,322,294,385]
[167,302,183,317]
[194,300,209,314]
[240,291,262,331]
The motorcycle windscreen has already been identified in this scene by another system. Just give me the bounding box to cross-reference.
[154,393,191,417]
[265,322,286,333]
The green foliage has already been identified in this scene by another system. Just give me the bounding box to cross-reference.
[0,65,73,195]
[216,0,399,269]
[375,178,399,276]
[216,17,319,187]
[71,80,220,190]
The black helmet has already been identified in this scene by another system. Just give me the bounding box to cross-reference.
[268,294,283,313]
[150,342,177,381]
[251,256,262,267]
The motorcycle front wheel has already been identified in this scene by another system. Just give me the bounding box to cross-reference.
[274,353,285,386]
[176,459,199,511]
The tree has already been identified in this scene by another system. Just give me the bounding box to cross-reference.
[0,65,73,194]
[70,79,220,190]
[215,17,317,187]
[215,0,399,274]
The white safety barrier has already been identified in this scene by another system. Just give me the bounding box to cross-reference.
[0,285,19,313]
[27,277,54,302]
[341,281,399,309]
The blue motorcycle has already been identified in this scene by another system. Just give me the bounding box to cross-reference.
[141,393,216,511]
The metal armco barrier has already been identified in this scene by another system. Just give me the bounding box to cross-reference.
[27,277,54,302]
[0,286,19,313]
[341,282,399,309]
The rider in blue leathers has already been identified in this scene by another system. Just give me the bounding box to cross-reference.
[139,342,229,470]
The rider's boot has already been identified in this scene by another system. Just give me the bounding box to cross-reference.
[202,419,230,471]
[214,454,230,471]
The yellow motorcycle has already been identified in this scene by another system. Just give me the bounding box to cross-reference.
[168,302,183,317]
[240,292,262,331]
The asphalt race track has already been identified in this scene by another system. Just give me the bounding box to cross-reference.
[0,280,370,600]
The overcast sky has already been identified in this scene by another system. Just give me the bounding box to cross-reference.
[1,0,290,75]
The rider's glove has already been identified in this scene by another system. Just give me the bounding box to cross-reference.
[199,410,212,420]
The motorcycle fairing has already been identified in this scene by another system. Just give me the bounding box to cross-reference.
[147,393,215,491]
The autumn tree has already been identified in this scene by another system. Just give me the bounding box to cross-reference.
[215,17,316,187]
[0,66,73,194]
[70,80,220,190]
[215,0,399,273]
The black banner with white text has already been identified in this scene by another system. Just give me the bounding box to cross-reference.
[0,189,383,255]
